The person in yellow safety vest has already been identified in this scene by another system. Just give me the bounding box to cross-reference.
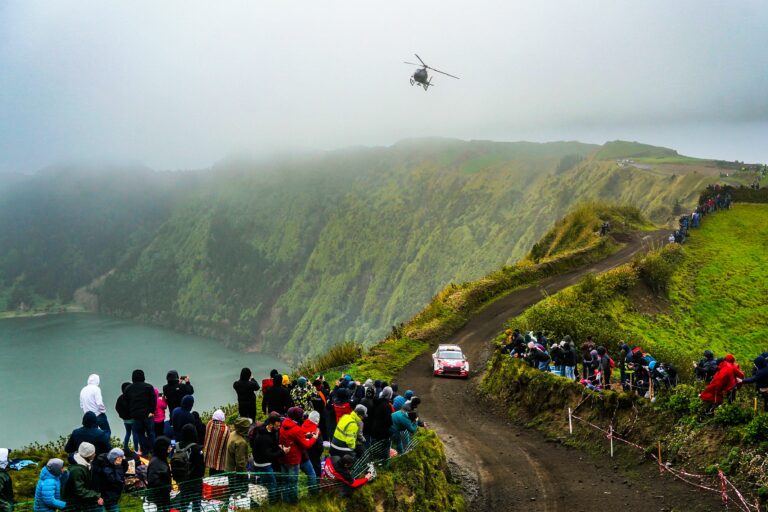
[330,405,367,459]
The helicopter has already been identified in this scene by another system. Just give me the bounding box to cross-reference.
[404,54,459,91]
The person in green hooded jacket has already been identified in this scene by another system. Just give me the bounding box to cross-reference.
[62,443,103,512]
[225,417,252,495]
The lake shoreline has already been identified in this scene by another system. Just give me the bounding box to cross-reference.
[0,305,86,319]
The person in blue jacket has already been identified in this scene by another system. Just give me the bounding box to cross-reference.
[34,459,68,512]
[171,395,196,439]
[390,409,418,455]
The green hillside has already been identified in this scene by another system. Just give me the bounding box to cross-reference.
[621,203,768,363]
[0,139,725,359]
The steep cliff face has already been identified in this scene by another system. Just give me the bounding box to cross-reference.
[1,139,724,357]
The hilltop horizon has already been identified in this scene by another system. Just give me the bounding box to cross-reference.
[6,136,762,176]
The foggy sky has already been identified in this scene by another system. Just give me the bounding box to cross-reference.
[2,0,767,173]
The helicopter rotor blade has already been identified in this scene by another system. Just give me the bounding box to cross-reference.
[403,61,423,66]
[414,53,426,66]
[425,66,460,79]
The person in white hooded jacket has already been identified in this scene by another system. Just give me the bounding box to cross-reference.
[80,374,111,435]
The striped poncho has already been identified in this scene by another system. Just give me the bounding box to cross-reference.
[203,420,230,471]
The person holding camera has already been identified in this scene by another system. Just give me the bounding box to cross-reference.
[233,368,261,421]
[163,370,194,415]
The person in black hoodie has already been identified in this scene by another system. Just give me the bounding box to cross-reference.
[174,424,204,512]
[115,382,140,452]
[249,413,285,503]
[262,375,292,415]
[125,370,157,455]
[233,368,260,420]
[370,386,394,459]
[163,370,194,415]
[147,437,172,512]
[64,412,111,457]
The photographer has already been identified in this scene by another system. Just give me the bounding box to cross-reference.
[163,370,194,414]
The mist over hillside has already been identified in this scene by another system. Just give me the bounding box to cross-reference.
[0,139,728,359]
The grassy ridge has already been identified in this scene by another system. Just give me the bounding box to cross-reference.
[621,203,768,364]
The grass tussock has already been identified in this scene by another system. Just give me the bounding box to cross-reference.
[294,340,364,378]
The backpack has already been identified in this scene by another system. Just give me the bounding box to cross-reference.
[608,357,615,369]
[170,444,195,482]
[90,453,109,491]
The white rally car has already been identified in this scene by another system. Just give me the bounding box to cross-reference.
[432,344,469,378]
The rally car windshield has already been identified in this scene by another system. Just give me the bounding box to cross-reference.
[438,351,463,359]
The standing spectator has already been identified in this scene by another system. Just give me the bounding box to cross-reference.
[79,374,110,435]
[370,386,394,459]
[153,389,167,440]
[310,380,328,441]
[233,368,260,421]
[390,409,418,455]
[304,410,324,481]
[278,408,319,503]
[162,371,194,416]
[171,395,196,440]
[64,412,111,457]
[561,340,577,381]
[290,377,314,412]
[249,413,285,503]
[225,418,251,496]
[581,337,596,379]
[203,410,229,476]
[597,346,612,388]
[0,449,12,512]
[330,405,366,459]
[262,375,292,416]
[33,459,67,512]
[124,370,157,455]
[146,437,172,512]
[115,383,139,452]
[92,449,127,512]
[62,442,104,511]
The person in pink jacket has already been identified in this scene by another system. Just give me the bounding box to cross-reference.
[153,388,167,439]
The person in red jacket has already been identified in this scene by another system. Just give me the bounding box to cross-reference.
[322,454,374,497]
[700,355,744,409]
[278,407,319,503]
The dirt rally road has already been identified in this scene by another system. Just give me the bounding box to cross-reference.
[397,232,724,511]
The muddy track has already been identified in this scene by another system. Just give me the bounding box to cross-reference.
[397,232,724,511]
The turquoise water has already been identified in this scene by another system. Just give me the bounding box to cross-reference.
[0,313,287,448]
